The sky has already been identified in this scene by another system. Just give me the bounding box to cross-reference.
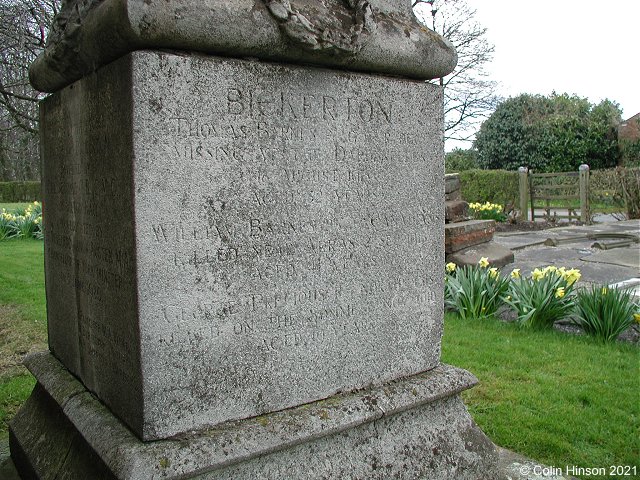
[438,0,639,149]
[473,0,639,119]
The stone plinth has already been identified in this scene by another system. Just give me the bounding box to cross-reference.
[37,51,444,441]
[10,352,499,480]
[445,174,461,195]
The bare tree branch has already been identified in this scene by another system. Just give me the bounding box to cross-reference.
[0,0,59,180]
[413,0,498,145]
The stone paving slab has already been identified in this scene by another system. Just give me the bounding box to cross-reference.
[495,220,640,287]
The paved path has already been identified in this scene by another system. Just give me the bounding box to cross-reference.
[494,220,640,294]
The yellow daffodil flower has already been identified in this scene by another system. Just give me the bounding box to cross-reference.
[478,257,489,268]
[510,268,521,279]
[555,287,566,298]
[563,268,581,285]
[446,262,457,273]
[489,267,499,278]
[531,268,545,281]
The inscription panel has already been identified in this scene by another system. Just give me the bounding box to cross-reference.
[133,53,444,439]
[40,62,143,435]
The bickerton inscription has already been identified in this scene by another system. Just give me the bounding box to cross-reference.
[41,51,444,440]
[128,53,444,438]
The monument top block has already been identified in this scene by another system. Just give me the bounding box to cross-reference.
[30,0,457,92]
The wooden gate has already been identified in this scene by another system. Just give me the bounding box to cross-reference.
[518,165,590,223]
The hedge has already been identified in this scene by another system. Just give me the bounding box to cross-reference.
[457,167,639,219]
[0,181,41,202]
[458,169,519,209]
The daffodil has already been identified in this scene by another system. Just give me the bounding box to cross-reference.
[634,313,640,324]
[532,268,545,281]
[478,257,489,268]
[489,267,499,278]
[510,268,521,279]
[601,287,608,295]
[446,262,457,273]
[555,287,566,298]
[563,268,581,285]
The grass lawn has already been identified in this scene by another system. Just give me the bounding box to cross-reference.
[0,203,31,212]
[0,240,638,479]
[0,239,46,442]
[443,313,639,478]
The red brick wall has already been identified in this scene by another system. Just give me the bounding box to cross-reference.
[619,113,640,142]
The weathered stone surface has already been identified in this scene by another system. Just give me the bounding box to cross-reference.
[445,188,462,202]
[445,200,469,223]
[30,0,457,92]
[445,220,496,253]
[10,352,499,480]
[447,242,515,269]
[40,50,445,441]
[445,173,461,194]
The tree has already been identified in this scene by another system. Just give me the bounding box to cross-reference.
[413,0,498,144]
[474,93,622,172]
[0,0,59,181]
[445,147,478,173]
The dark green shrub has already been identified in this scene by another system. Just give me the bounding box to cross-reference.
[445,148,478,173]
[0,181,41,202]
[617,167,640,219]
[619,138,640,168]
[475,94,621,172]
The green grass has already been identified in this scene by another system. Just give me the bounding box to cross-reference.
[0,239,46,441]
[0,240,638,479]
[0,203,30,212]
[443,313,639,479]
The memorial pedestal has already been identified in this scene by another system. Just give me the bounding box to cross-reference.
[11,353,498,480]
[12,2,501,477]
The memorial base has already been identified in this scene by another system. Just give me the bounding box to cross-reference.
[11,353,499,480]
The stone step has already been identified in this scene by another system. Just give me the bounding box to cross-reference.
[446,190,462,202]
[445,220,495,253]
[445,174,460,194]
[446,242,514,269]
[445,200,469,223]
[445,174,462,202]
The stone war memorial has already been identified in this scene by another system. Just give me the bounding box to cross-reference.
[10,0,500,478]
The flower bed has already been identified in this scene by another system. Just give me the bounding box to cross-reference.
[445,258,639,343]
[0,202,43,240]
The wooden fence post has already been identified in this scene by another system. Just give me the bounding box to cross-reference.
[579,164,590,223]
[518,166,529,221]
